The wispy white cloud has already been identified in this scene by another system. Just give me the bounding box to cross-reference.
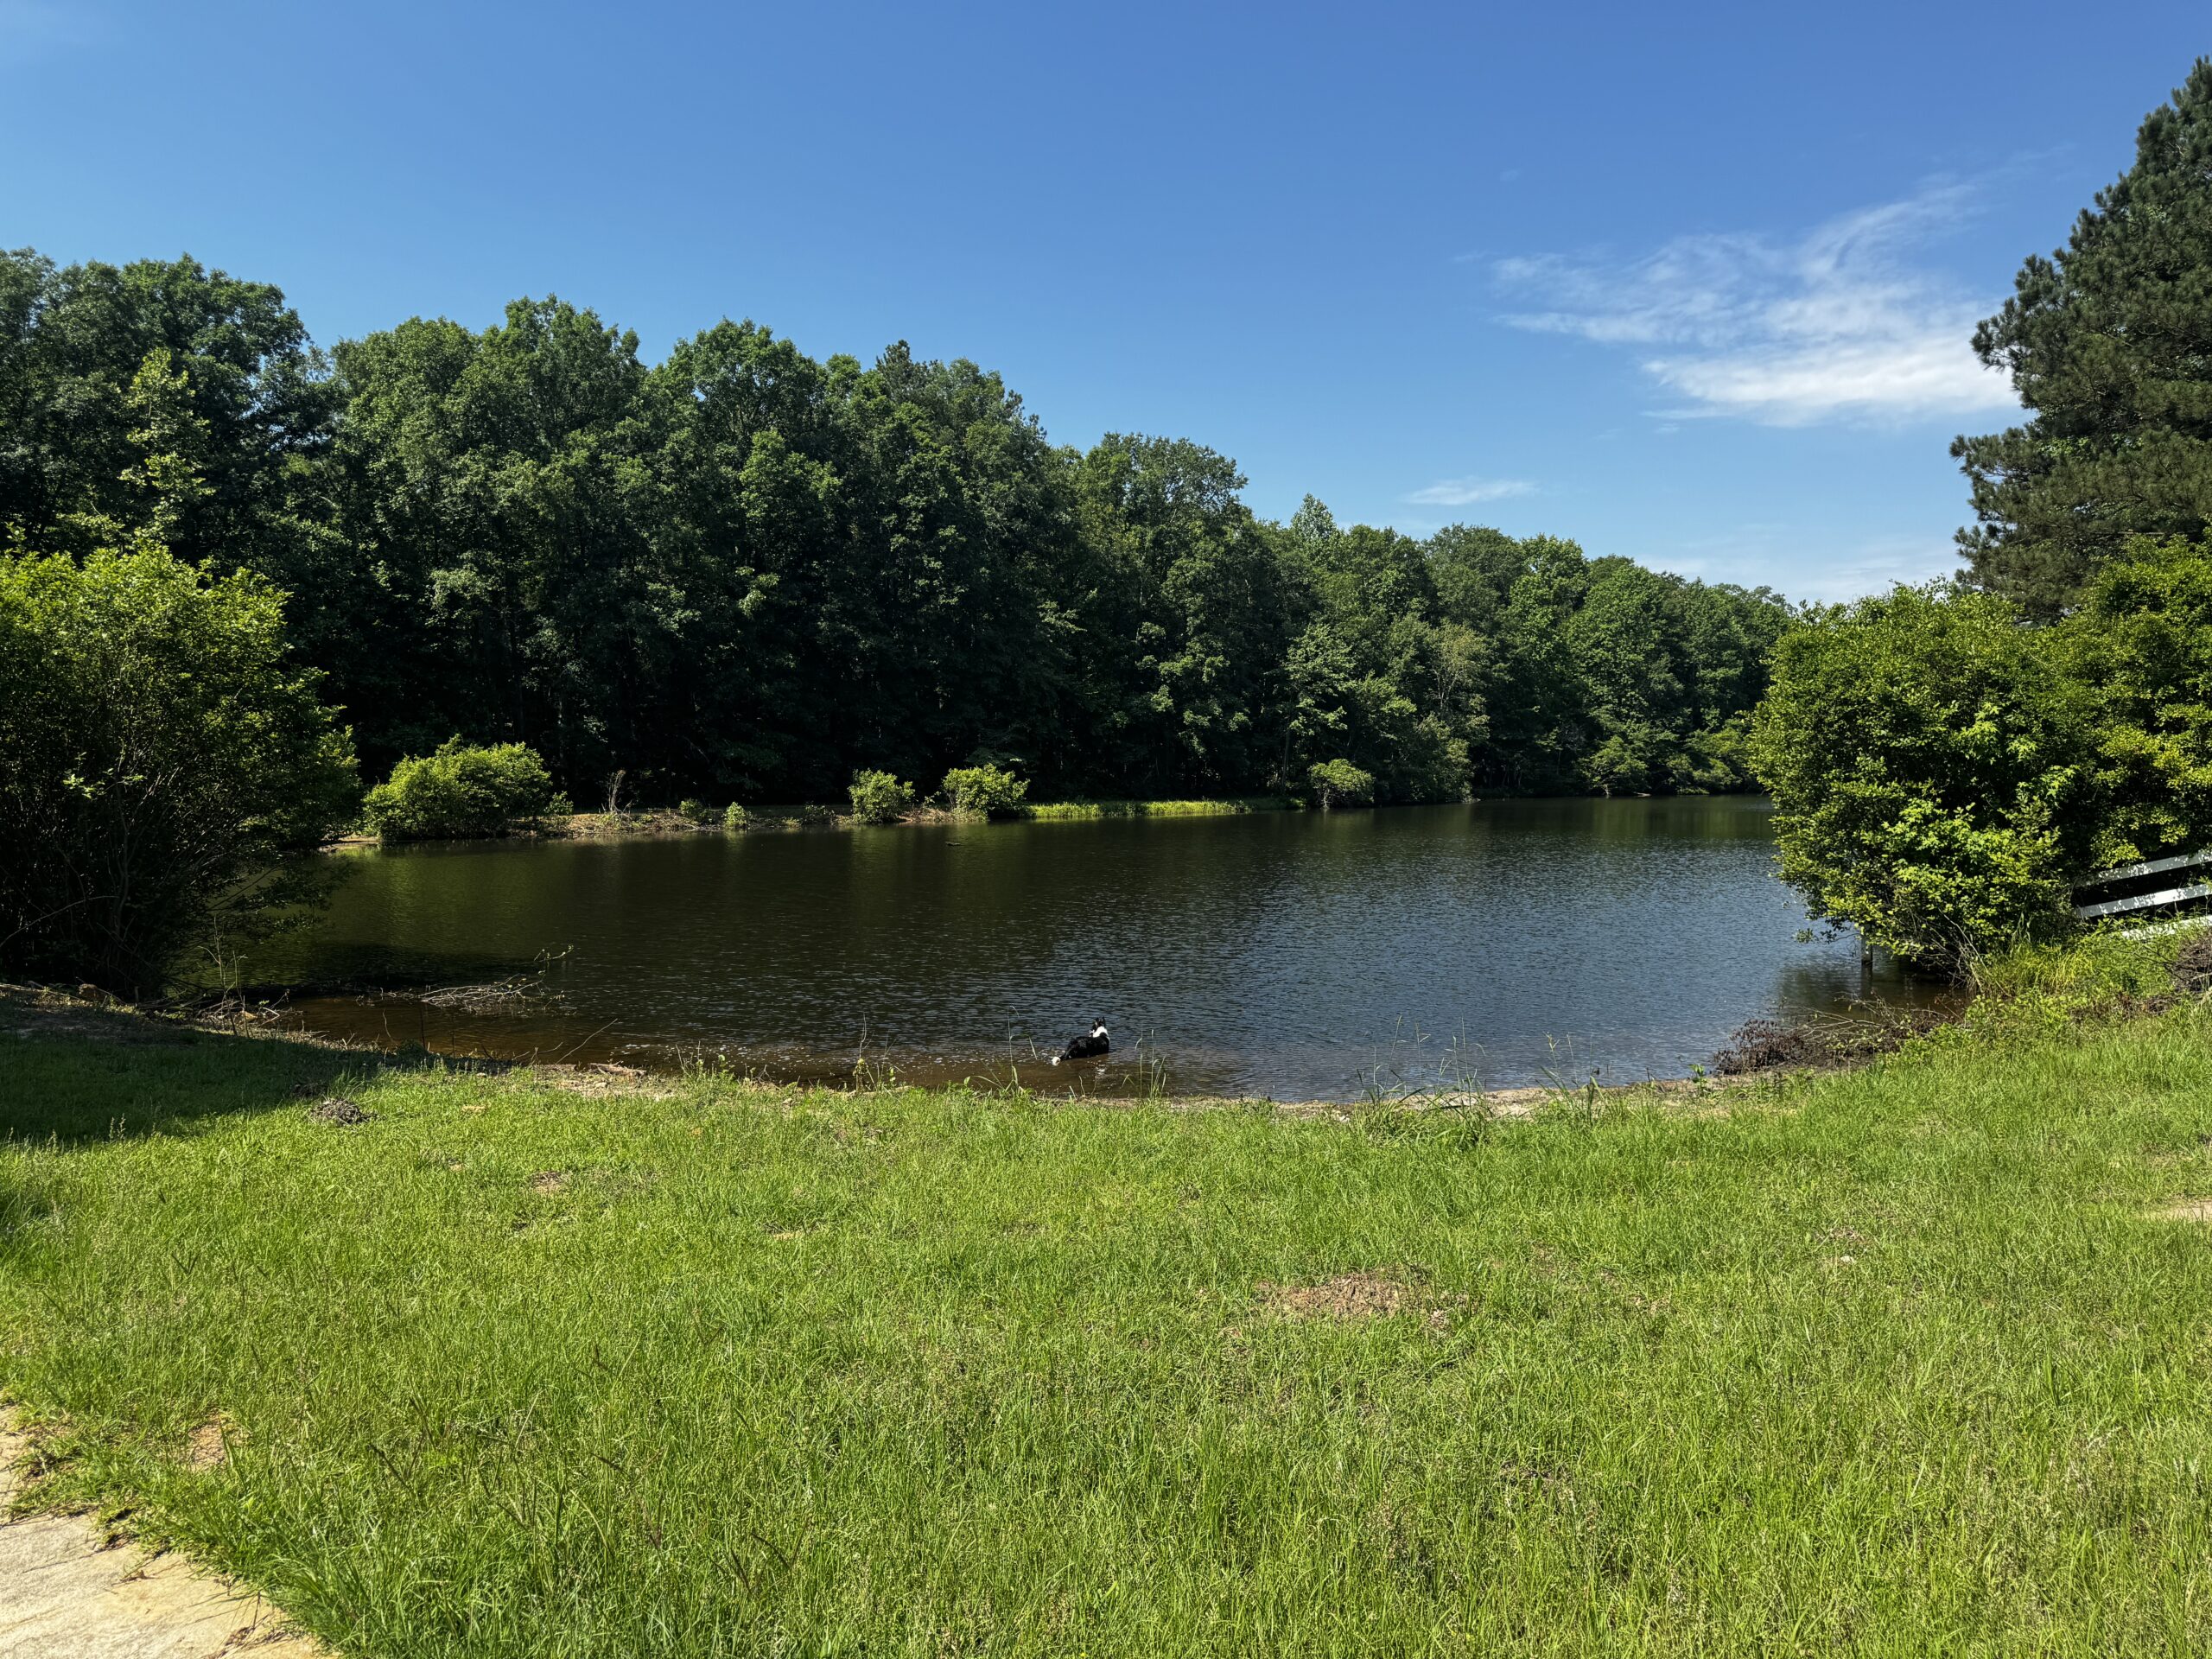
[1404,476,1535,506]
[1491,183,2019,425]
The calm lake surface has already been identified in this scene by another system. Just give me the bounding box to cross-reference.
[259,798,1930,1101]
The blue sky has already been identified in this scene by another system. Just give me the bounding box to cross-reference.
[3,2,2206,601]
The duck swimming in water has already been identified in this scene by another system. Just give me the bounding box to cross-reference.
[1051,1020,1110,1065]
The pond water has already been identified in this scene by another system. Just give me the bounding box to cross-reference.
[255,798,1931,1102]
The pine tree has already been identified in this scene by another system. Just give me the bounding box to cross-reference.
[1954,59,2212,616]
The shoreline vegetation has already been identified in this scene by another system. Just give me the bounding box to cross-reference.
[6,934,2212,1653]
[334,785,1766,849]
[334,792,1313,847]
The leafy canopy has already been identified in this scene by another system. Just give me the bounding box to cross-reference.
[1750,584,2100,972]
[2064,534,2212,865]
[1,245,1786,810]
[0,543,357,994]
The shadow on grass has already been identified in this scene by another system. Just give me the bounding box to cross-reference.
[0,988,498,1145]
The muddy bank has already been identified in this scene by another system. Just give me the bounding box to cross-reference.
[0,982,1880,1116]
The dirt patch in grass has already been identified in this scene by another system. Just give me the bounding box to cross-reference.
[307,1096,372,1127]
[1255,1272,1454,1329]
[531,1170,570,1196]
[524,1064,683,1101]
[182,1417,234,1473]
[2152,1198,2212,1224]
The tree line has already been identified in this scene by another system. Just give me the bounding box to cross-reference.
[0,250,1785,807]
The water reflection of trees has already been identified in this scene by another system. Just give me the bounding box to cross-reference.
[269,800,1854,1097]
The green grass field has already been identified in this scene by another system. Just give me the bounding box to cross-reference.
[5,989,2212,1655]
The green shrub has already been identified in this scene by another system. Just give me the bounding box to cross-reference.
[848,770,915,824]
[1307,759,1376,809]
[1583,730,1656,797]
[363,739,558,842]
[677,798,712,824]
[722,803,750,831]
[2064,535,2212,865]
[0,543,359,995]
[1750,583,2099,975]
[943,764,1029,818]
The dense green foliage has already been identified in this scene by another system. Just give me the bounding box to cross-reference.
[941,763,1028,818]
[360,740,558,842]
[847,769,915,824]
[1955,60,2212,615]
[9,976,2212,1653]
[0,247,1785,807]
[1306,758,1376,808]
[1751,584,2099,970]
[0,544,356,994]
[0,251,334,581]
[2069,536,2212,861]
[1754,536,2212,970]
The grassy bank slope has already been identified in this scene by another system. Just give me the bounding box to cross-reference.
[4,1003,2212,1654]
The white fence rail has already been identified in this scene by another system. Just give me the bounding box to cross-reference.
[2072,849,2212,925]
